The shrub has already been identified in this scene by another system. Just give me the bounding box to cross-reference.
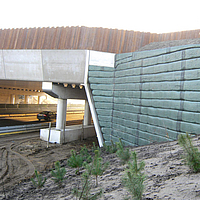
[178,133,200,173]
[51,161,66,187]
[72,171,103,200]
[116,138,131,165]
[92,142,101,154]
[103,140,118,154]
[68,150,84,174]
[80,144,92,163]
[31,170,46,188]
[84,150,109,186]
[122,151,146,200]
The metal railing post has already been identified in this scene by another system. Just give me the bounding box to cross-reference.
[47,122,51,148]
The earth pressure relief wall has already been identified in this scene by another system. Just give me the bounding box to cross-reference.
[89,44,200,146]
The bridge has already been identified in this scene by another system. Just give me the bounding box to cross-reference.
[1,26,200,147]
[0,49,115,147]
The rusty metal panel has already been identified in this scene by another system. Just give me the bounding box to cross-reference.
[0,26,200,53]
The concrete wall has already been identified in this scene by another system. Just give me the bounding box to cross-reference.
[89,44,200,146]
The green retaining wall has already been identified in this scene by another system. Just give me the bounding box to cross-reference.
[89,44,200,146]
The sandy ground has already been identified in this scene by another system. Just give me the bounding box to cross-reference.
[1,135,200,200]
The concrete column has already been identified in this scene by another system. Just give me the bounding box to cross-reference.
[24,95,29,104]
[9,95,12,104]
[37,96,41,104]
[11,94,16,104]
[56,98,67,130]
[84,100,91,125]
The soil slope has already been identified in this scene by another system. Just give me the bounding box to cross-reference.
[1,136,200,200]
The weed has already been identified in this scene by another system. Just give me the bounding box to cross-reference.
[51,161,66,187]
[122,151,145,200]
[178,133,200,173]
[116,138,131,165]
[31,170,46,188]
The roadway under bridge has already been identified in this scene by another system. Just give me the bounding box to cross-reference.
[0,49,115,147]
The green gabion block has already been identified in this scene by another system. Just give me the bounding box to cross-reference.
[115,53,133,61]
[115,83,140,91]
[182,111,200,124]
[115,76,140,84]
[89,77,114,84]
[89,65,114,71]
[185,69,200,80]
[142,71,182,82]
[90,83,114,90]
[101,127,112,135]
[98,115,112,122]
[96,108,112,116]
[114,91,140,98]
[103,134,111,142]
[114,104,139,114]
[92,90,114,97]
[185,48,200,59]
[132,48,167,60]
[181,121,200,134]
[184,101,200,112]
[93,96,113,103]
[185,58,200,70]
[94,102,113,109]
[141,91,180,99]
[99,121,112,128]
[88,71,114,78]
[184,80,200,91]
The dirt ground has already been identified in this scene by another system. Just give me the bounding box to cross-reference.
[1,135,200,200]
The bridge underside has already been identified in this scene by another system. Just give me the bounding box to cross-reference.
[0,50,115,146]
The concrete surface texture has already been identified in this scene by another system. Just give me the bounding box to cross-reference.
[0,50,87,84]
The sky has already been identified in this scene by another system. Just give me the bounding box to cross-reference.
[0,0,199,33]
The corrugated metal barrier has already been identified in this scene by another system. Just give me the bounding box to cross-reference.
[0,26,200,53]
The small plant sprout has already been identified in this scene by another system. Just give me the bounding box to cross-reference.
[51,161,66,187]
[123,151,146,200]
[116,138,131,165]
[178,133,200,173]
[31,170,46,188]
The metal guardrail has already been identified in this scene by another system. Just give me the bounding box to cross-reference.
[0,122,56,134]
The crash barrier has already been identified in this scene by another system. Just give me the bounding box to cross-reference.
[0,122,56,134]
[89,44,200,146]
[0,104,85,114]
[0,104,57,114]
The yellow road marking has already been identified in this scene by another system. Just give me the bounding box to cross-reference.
[0,131,26,136]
